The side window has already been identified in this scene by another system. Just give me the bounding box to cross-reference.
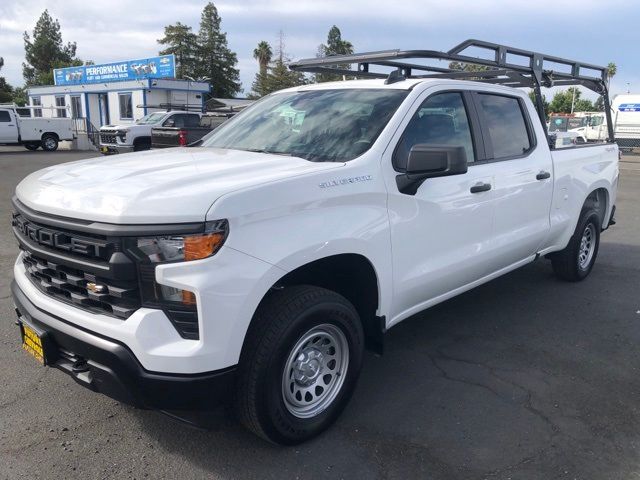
[171,114,187,128]
[477,94,531,158]
[394,92,475,171]
[184,114,201,128]
[0,111,11,122]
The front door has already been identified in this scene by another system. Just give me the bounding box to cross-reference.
[0,109,19,143]
[385,90,497,324]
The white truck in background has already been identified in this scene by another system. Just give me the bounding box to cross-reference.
[0,105,74,151]
[98,110,202,154]
[610,94,640,152]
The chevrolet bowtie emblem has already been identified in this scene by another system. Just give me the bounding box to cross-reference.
[86,282,107,294]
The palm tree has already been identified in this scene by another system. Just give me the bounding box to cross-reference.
[607,62,617,90]
[253,41,273,78]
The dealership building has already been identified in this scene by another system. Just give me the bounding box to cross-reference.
[26,55,211,129]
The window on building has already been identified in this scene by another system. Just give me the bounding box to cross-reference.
[119,93,133,120]
[55,96,67,118]
[477,94,532,159]
[70,95,83,119]
[31,97,42,118]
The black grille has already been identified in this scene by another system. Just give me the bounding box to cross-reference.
[22,252,140,319]
[100,133,117,144]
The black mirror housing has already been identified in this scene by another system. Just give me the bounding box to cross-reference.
[397,144,468,195]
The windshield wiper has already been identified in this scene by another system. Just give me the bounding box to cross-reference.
[244,148,292,156]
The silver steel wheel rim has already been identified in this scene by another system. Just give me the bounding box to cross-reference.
[578,223,596,269]
[44,137,55,149]
[282,323,349,419]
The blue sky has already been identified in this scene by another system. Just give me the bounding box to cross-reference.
[0,0,634,98]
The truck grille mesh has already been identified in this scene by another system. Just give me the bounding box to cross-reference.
[22,252,140,319]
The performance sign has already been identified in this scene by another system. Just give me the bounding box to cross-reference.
[54,55,175,86]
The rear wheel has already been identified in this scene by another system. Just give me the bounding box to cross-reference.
[41,134,59,152]
[24,143,40,151]
[550,208,601,281]
[236,285,364,445]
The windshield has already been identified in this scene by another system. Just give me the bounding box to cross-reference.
[136,112,166,125]
[201,89,409,162]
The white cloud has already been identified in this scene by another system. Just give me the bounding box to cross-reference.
[0,0,633,97]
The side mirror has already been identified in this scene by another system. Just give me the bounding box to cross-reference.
[164,118,175,127]
[396,144,468,195]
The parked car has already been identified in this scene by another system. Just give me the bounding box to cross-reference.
[150,112,233,149]
[99,111,201,154]
[10,40,618,445]
[0,105,74,151]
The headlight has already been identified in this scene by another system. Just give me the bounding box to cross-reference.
[116,129,129,141]
[135,219,228,263]
[130,219,228,308]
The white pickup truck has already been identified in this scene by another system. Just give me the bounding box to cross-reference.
[99,110,201,154]
[10,40,618,445]
[0,105,74,151]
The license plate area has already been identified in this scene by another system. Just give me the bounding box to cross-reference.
[19,319,54,366]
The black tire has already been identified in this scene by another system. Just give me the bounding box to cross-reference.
[550,208,601,281]
[24,143,40,151]
[41,134,59,152]
[236,285,364,445]
[133,138,151,151]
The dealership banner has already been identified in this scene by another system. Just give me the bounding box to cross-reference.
[54,55,176,86]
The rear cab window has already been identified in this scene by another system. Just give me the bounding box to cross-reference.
[476,94,534,159]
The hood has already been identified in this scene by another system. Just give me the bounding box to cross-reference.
[16,147,343,224]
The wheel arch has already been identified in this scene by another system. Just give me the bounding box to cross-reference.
[583,186,609,229]
[249,253,385,355]
[41,132,60,141]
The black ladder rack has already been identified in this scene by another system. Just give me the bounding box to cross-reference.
[289,39,614,142]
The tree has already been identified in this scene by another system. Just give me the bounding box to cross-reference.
[607,62,617,90]
[23,10,82,86]
[528,90,549,116]
[548,87,594,114]
[315,26,354,82]
[250,41,273,97]
[249,33,306,98]
[253,41,273,78]
[157,22,198,79]
[195,2,241,98]
[0,58,14,103]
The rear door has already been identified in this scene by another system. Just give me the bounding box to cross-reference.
[0,109,19,143]
[472,92,553,268]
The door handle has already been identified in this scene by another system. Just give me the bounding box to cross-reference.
[536,171,551,180]
[470,182,492,193]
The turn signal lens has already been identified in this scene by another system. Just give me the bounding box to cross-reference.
[135,219,229,264]
[184,232,226,261]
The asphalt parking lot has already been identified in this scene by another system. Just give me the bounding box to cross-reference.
[0,147,639,480]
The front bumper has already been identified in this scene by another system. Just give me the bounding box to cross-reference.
[99,144,134,155]
[12,280,236,410]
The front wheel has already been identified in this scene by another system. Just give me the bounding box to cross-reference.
[236,285,364,445]
[550,208,601,281]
